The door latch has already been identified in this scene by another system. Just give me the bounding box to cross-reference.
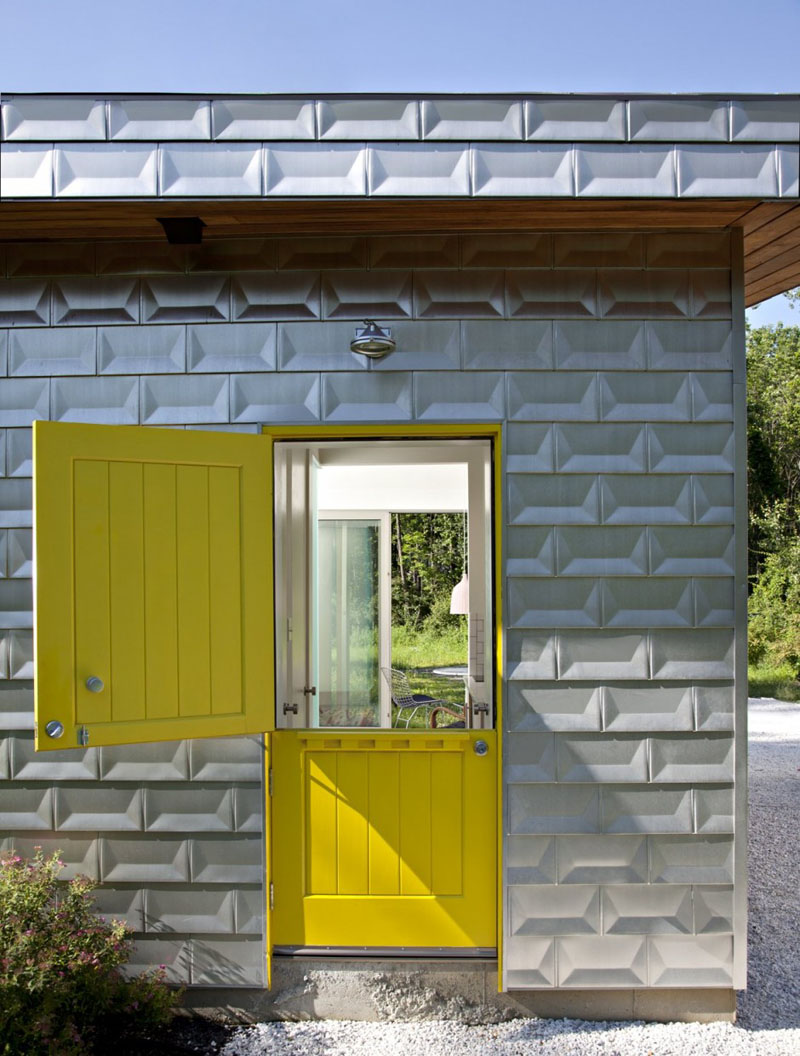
[303,686,317,697]
[472,703,490,715]
[282,701,298,715]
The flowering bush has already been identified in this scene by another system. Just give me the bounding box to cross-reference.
[0,848,176,1055]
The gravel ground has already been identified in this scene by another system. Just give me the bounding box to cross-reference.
[210,699,799,1056]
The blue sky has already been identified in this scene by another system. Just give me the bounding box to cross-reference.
[2,0,798,319]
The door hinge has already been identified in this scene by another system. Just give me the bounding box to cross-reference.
[282,701,298,715]
[268,768,273,796]
[77,725,89,746]
[287,618,293,641]
[303,685,317,696]
[269,882,274,911]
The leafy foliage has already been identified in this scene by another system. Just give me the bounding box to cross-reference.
[0,849,176,1056]
[391,512,466,631]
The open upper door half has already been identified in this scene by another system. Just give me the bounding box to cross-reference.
[34,421,274,750]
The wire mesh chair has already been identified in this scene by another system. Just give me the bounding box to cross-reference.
[382,667,465,729]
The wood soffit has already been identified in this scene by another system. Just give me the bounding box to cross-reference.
[1,197,799,305]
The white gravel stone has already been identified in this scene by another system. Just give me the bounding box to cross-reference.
[221,700,800,1056]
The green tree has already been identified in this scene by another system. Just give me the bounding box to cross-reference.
[391,512,465,630]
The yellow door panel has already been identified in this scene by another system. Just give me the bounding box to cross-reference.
[34,421,274,750]
[272,730,497,949]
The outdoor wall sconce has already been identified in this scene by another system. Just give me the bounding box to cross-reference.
[350,320,396,359]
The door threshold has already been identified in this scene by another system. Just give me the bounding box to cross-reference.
[273,945,497,959]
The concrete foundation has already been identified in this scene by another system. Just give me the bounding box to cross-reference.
[180,958,737,1024]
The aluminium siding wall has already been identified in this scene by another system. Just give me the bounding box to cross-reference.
[0,229,743,989]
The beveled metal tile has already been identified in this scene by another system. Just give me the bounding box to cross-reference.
[694,578,735,627]
[0,786,54,830]
[691,270,731,318]
[96,240,187,275]
[0,580,32,627]
[777,145,798,197]
[603,684,693,733]
[602,787,693,834]
[648,423,735,473]
[0,145,54,197]
[367,235,458,269]
[234,786,263,832]
[507,784,600,835]
[5,242,94,277]
[54,144,157,196]
[693,475,735,524]
[324,372,412,421]
[370,320,461,372]
[629,99,728,141]
[505,424,555,473]
[508,372,599,421]
[0,734,9,771]
[510,885,600,935]
[99,325,186,374]
[557,835,648,884]
[603,885,693,935]
[99,740,190,780]
[51,376,139,425]
[694,684,735,732]
[647,320,732,370]
[471,144,573,196]
[603,577,694,628]
[144,786,235,832]
[650,835,734,884]
[598,270,690,318]
[507,270,596,319]
[141,276,229,322]
[464,321,553,370]
[648,935,733,986]
[54,785,143,831]
[2,97,106,140]
[650,629,735,679]
[600,474,693,525]
[694,885,734,933]
[421,99,521,140]
[0,835,99,879]
[506,732,557,781]
[109,99,210,140]
[92,887,145,931]
[694,788,734,834]
[187,238,277,273]
[554,320,646,370]
[190,938,264,985]
[507,684,602,733]
[691,372,734,421]
[0,531,7,578]
[505,525,555,575]
[266,144,366,195]
[555,423,646,473]
[321,271,411,319]
[0,279,50,325]
[525,98,626,141]
[650,735,734,783]
[505,630,557,680]
[9,328,95,376]
[505,836,557,883]
[277,321,365,370]
[0,335,7,376]
[646,232,732,268]
[415,269,504,318]
[575,145,676,197]
[52,278,139,325]
[677,145,779,197]
[367,144,469,196]
[557,735,648,783]
[509,577,601,629]
[277,236,367,270]
[414,371,504,420]
[554,234,644,268]
[504,936,556,988]
[101,837,190,882]
[462,233,551,268]
[235,887,265,934]
[11,733,99,780]
[318,99,418,139]
[233,272,321,321]
[190,836,262,883]
[159,143,262,196]
[730,98,800,141]
[188,737,263,782]
[0,687,28,732]
[556,526,647,576]
[557,936,647,987]
[212,98,315,140]
[124,936,191,984]
[188,322,276,372]
[0,479,33,527]
[509,475,600,525]
[8,630,33,679]
[145,887,235,934]
[230,372,320,423]
[557,630,649,680]
[6,430,32,478]
[141,374,228,425]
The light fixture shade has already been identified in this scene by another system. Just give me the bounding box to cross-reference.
[449,572,469,614]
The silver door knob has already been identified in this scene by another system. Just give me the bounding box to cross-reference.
[86,676,104,693]
[45,720,64,739]
[474,739,489,756]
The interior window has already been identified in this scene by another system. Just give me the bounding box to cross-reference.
[274,439,493,731]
